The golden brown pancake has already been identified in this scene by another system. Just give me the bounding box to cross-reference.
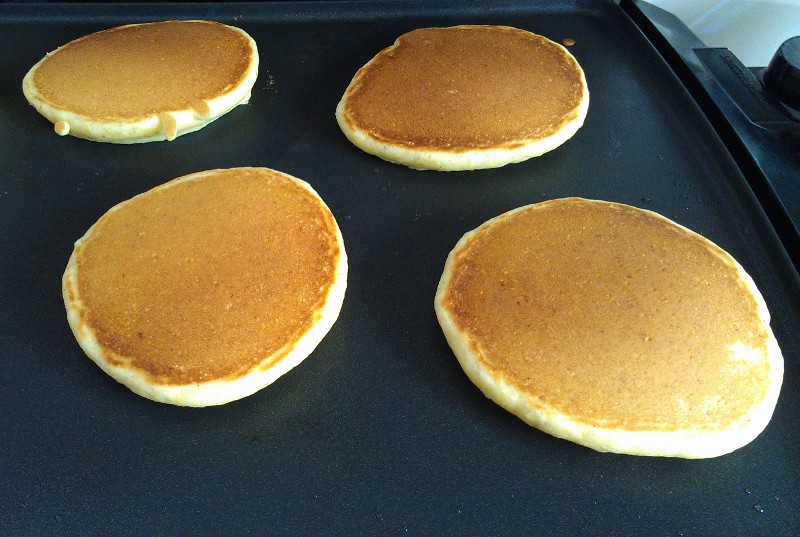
[336,25,589,170]
[63,167,347,406]
[435,198,783,457]
[23,20,258,143]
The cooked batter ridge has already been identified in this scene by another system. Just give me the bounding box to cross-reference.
[63,167,347,406]
[23,20,258,143]
[336,25,589,170]
[435,198,783,457]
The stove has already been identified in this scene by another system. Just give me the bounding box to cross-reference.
[628,0,800,268]
[1,2,798,535]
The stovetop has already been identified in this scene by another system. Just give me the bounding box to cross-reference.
[626,0,800,268]
[1,2,798,536]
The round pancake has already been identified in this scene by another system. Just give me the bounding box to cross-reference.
[63,167,347,406]
[336,25,589,171]
[23,20,258,143]
[435,198,783,458]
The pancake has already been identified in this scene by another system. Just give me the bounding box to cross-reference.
[23,20,258,143]
[336,25,589,171]
[63,167,347,406]
[435,198,783,458]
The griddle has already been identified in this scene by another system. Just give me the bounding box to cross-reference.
[1,1,798,535]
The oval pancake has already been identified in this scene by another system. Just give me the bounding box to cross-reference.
[23,20,258,143]
[63,167,347,406]
[336,25,589,171]
[435,198,783,458]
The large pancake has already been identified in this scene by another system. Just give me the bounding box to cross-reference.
[435,198,783,457]
[23,20,258,143]
[336,25,589,171]
[63,167,347,406]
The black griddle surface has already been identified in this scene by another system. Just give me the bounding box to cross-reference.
[2,2,798,535]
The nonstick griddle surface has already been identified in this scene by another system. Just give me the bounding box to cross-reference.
[2,1,798,535]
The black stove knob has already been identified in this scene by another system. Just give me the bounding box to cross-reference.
[763,36,800,112]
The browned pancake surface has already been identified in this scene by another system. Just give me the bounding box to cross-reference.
[441,199,771,431]
[341,25,586,150]
[32,21,253,120]
[68,168,341,385]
